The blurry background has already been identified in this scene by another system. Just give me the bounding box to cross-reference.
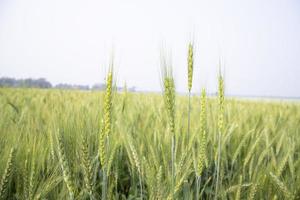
[0,0,299,97]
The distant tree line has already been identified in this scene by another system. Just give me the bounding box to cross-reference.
[0,77,52,88]
[0,77,136,91]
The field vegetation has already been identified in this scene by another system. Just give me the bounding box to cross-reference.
[0,46,300,199]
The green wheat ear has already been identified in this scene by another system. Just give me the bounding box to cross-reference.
[81,135,94,197]
[99,120,106,167]
[187,41,194,139]
[164,75,176,135]
[57,133,76,200]
[100,69,114,200]
[218,73,225,134]
[248,183,257,200]
[163,65,176,200]
[104,70,113,137]
[102,69,113,164]
[0,148,16,199]
[199,88,208,169]
[269,172,294,199]
[215,69,225,200]
[187,42,194,92]
[99,70,113,168]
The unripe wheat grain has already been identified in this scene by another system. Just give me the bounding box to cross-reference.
[0,148,15,200]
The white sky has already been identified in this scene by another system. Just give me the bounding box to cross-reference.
[0,0,299,97]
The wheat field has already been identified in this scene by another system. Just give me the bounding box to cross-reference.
[0,80,299,200]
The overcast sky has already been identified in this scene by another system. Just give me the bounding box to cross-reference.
[0,0,299,97]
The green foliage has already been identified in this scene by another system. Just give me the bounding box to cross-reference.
[0,87,299,199]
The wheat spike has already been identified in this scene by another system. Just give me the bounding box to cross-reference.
[81,135,94,197]
[164,75,176,136]
[104,71,113,137]
[129,142,141,174]
[166,176,185,200]
[49,130,56,160]
[218,73,225,134]
[187,41,194,140]
[163,66,176,199]
[57,134,76,199]
[235,176,243,200]
[248,183,257,200]
[99,120,106,167]
[269,172,293,199]
[176,151,187,176]
[199,88,208,168]
[0,148,15,199]
[28,157,36,200]
[99,70,113,167]
[276,150,290,177]
[100,69,114,200]
[232,130,252,165]
[187,42,194,92]
[156,166,163,200]
[215,72,225,200]
[23,158,29,200]
[106,144,117,176]
[243,135,261,169]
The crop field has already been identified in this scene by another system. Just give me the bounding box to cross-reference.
[0,77,300,200]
